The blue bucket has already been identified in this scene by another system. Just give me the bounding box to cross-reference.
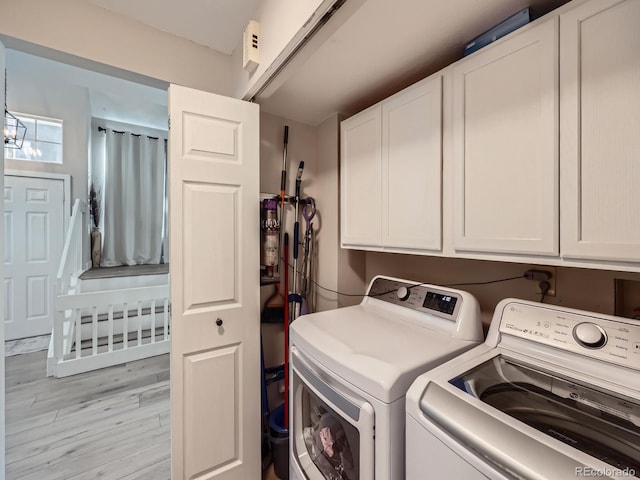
[268,403,289,479]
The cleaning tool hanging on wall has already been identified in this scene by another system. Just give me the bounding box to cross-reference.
[300,197,316,315]
[279,126,289,209]
[283,233,290,429]
[290,161,305,322]
[261,198,280,281]
[276,125,289,283]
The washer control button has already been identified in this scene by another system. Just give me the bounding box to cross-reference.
[573,322,607,349]
[397,286,410,301]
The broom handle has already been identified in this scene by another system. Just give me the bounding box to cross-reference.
[278,126,288,278]
[283,233,290,429]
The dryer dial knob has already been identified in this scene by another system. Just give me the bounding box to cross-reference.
[397,286,410,301]
[573,322,607,349]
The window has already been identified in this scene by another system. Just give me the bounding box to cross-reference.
[4,113,63,164]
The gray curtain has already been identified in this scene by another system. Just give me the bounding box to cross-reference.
[102,129,165,266]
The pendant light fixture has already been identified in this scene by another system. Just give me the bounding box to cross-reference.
[4,69,26,149]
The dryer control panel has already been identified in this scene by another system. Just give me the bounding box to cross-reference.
[499,301,640,370]
[366,277,462,321]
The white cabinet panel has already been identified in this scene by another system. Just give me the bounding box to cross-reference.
[383,76,442,250]
[340,106,382,247]
[561,0,640,262]
[452,18,559,256]
[341,75,443,252]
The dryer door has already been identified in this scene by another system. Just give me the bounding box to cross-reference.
[291,347,375,480]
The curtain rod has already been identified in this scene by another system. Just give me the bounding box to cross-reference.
[98,125,165,141]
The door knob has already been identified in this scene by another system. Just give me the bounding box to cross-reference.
[216,318,223,327]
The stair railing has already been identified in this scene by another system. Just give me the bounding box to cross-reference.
[56,198,85,295]
[52,199,86,372]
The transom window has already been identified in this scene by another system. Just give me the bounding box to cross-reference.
[4,113,63,164]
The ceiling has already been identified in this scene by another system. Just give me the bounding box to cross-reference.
[256,0,569,125]
[54,0,569,126]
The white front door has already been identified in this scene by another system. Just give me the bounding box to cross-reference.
[4,174,64,340]
[169,84,260,480]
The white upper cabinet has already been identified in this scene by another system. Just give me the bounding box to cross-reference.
[382,75,442,251]
[340,0,640,272]
[560,0,640,262]
[341,105,382,247]
[341,75,443,252]
[452,17,559,256]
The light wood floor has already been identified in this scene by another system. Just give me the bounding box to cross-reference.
[5,350,171,480]
[5,350,283,480]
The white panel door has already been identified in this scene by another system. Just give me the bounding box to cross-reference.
[169,85,260,480]
[1,38,6,476]
[452,17,559,256]
[340,105,382,248]
[560,0,640,262]
[4,175,64,340]
[382,74,442,251]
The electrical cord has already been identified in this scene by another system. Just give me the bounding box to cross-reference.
[279,255,528,298]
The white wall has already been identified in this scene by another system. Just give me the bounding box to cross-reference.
[311,115,340,311]
[5,51,92,263]
[6,51,91,209]
[313,114,365,310]
[365,253,640,327]
[0,0,232,95]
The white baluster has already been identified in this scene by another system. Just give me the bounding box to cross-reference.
[92,306,98,356]
[137,301,143,346]
[151,299,156,343]
[123,303,129,350]
[108,304,114,352]
[164,298,169,340]
[75,308,81,359]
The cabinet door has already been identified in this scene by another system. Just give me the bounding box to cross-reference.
[382,75,442,250]
[340,105,382,247]
[560,0,640,262]
[452,18,559,256]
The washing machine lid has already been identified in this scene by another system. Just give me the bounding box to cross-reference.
[447,355,640,473]
[290,303,480,403]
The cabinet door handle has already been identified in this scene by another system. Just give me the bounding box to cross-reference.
[216,318,223,327]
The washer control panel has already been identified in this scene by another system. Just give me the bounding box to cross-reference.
[366,277,461,321]
[500,301,640,369]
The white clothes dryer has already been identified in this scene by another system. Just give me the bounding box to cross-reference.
[406,298,640,480]
[289,275,484,480]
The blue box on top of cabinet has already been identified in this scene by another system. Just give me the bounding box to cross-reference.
[464,7,531,56]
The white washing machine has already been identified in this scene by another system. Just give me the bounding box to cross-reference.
[406,298,640,480]
[289,275,484,480]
